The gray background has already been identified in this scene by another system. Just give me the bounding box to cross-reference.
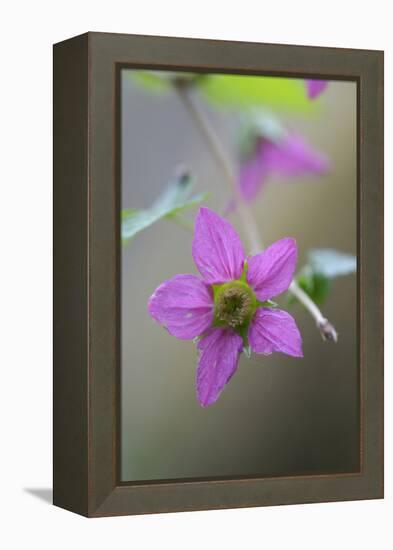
[120,71,358,482]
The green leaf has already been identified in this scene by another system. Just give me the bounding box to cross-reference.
[121,170,206,244]
[308,249,357,278]
[289,249,356,307]
[129,71,202,95]
[198,75,318,113]
[293,268,331,306]
[130,71,172,93]
[121,208,138,220]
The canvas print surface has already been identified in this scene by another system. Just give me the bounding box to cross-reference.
[120,70,358,482]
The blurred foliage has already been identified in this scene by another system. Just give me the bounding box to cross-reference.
[293,268,331,306]
[131,71,172,93]
[130,71,199,94]
[238,110,287,160]
[198,75,317,113]
[290,249,357,306]
[121,169,206,245]
[130,71,318,113]
[249,111,287,142]
[308,249,357,278]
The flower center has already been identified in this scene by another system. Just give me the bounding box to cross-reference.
[214,281,256,329]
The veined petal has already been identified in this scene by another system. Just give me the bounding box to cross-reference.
[192,207,245,284]
[196,327,243,407]
[261,134,329,177]
[247,237,297,301]
[249,308,303,357]
[148,274,213,340]
[306,79,328,99]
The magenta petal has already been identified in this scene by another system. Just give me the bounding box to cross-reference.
[196,327,243,407]
[237,134,329,204]
[192,207,245,284]
[261,134,329,177]
[238,154,268,202]
[249,308,303,357]
[148,274,213,340]
[306,79,328,99]
[247,237,297,301]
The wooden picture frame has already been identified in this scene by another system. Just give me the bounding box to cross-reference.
[53,32,383,517]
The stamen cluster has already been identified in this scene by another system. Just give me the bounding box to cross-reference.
[215,284,254,328]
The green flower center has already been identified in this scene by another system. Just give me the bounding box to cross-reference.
[213,281,257,330]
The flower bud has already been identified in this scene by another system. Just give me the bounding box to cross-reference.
[318,319,338,342]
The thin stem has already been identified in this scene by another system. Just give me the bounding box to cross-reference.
[289,280,325,324]
[175,82,262,255]
[289,280,337,342]
[175,81,337,342]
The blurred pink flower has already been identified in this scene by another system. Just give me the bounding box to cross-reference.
[148,207,302,407]
[239,133,330,202]
[306,79,328,99]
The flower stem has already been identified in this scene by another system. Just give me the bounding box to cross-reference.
[175,81,337,342]
[175,81,262,255]
[289,280,337,341]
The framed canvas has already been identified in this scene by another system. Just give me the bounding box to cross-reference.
[53,32,384,517]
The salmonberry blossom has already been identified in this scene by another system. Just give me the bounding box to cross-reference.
[148,207,303,407]
[305,79,328,99]
[239,132,330,202]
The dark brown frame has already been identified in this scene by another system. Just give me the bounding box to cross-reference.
[53,32,384,517]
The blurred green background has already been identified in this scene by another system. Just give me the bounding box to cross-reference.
[120,70,358,482]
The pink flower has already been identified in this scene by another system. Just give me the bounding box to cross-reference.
[148,207,302,407]
[305,79,328,99]
[239,133,330,202]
